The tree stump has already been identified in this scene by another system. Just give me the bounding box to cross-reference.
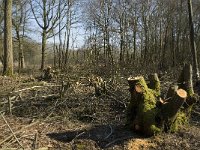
[178,64,199,108]
[127,76,161,136]
[160,89,187,132]
[41,66,53,81]
[127,66,199,136]
[89,76,106,96]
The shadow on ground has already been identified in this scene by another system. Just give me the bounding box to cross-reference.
[47,124,140,149]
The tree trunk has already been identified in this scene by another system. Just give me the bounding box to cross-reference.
[3,0,13,76]
[53,33,56,68]
[41,29,47,70]
[133,15,137,64]
[16,29,25,72]
[187,0,199,80]
[65,0,72,66]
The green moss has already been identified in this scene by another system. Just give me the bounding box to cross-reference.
[150,125,161,135]
[127,76,162,136]
[170,111,189,132]
[154,82,161,96]
[137,76,149,90]
[187,88,194,96]
[143,89,157,112]
[76,143,87,149]
[138,88,161,135]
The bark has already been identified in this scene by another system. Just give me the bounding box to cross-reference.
[53,33,56,68]
[161,89,187,131]
[64,0,72,66]
[166,84,178,99]
[16,29,25,72]
[3,0,13,76]
[41,29,47,70]
[148,73,160,96]
[187,0,199,80]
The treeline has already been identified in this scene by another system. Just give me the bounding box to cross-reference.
[0,0,200,76]
[82,0,200,72]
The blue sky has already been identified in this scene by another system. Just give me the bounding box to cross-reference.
[27,0,87,50]
[28,19,86,50]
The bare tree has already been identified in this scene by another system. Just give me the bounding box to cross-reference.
[30,0,66,70]
[12,0,30,72]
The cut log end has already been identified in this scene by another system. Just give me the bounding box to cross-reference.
[135,84,143,93]
[177,89,187,98]
[128,76,143,81]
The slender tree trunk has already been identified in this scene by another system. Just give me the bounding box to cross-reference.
[53,34,56,68]
[0,34,4,65]
[20,42,25,69]
[16,29,24,72]
[65,1,71,66]
[133,16,137,63]
[3,0,13,76]
[41,29,47,70]
[119,19,124,64]
[58,0,63,69]
[187,0,199,79]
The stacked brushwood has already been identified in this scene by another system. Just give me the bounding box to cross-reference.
[127,64,199,136]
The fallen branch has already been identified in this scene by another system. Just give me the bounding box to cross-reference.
[0,119,39,146]
[0,113,23,148]
[10,84,61,95]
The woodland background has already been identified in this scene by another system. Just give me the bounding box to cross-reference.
[0,0,200,150]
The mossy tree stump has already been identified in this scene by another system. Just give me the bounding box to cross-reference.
[178,64,199,108]
[160,88,187,132]
[127,75,161,136]
[127,67,199,136]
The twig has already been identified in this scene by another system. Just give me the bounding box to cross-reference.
[104,125,113,140]
[7,96,12,115]
[0,113,23,148]
[192,110,200,116]
[44,97,61,121]
[0,120,39,146]
[32,132,39,150]
[10,84,61,94]
[71,131,85,150]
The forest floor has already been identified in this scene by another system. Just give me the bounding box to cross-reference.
[0,67,200,150]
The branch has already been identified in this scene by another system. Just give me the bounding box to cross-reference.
[30,0,44,29]
[0,113,24,148]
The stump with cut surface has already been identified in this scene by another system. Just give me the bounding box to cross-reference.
[127,66,199,136]
[127,76,161,136]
